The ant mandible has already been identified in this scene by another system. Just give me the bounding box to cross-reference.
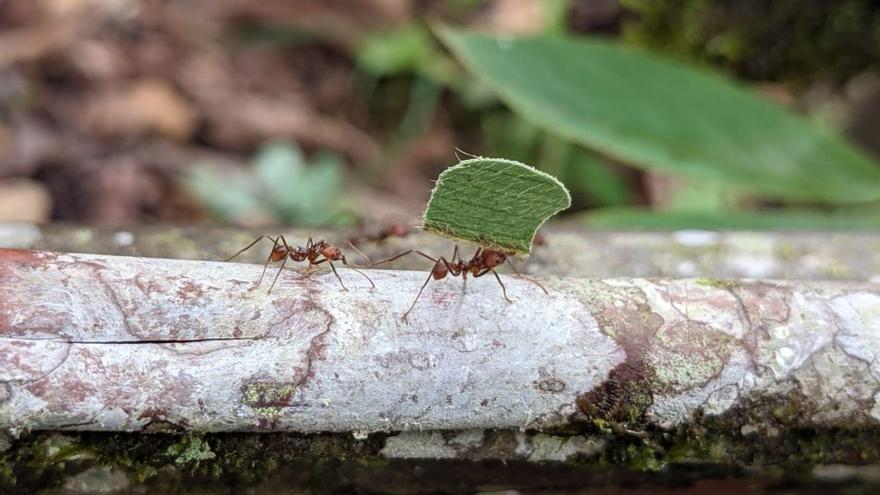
[370,245,548,321]
[223,235,375,293]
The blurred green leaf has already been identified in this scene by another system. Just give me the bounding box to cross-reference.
[438,28,880,204]
[184,142,354,227]
[586,207,880,230]
[482,115,632,207]
[481,112,544,163]
[253,142,306,214]
[561,147,632,207]
[423,158,571,255]
[289,151,346,225]
[253,142,351,226]
[358,26,433,75]
[357,25,455,84]
[660,178,731,212]
[182,164,269,223]
[541,0,574,34]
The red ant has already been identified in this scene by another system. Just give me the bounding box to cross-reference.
[370,245,548,321]
[347,222,412,246]
[223,235,375,293]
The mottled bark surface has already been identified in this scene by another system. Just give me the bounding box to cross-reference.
[2,248,880,434]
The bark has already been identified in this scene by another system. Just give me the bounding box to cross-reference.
[2,248,879,437]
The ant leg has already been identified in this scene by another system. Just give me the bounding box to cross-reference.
[341,255,376,288]
[439,256,456,275]
[506,259,549,295]
[452,245,460,262]
[324,259,348,291]
[402,271,434,322]
[278,235,293,251]
[256,236,282,286]
[346,241,372,267]
[305,258,326,278]
[267,255,289,293]
[492,270,513,303]
[222,235,277,262]
[368,250,413,267]
[369,250,438,267]
[473,267,513,303]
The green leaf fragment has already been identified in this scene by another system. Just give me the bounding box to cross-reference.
[422,157,571,255]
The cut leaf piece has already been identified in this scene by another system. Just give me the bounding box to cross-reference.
[438,27,880,204]
[423,157,571,255]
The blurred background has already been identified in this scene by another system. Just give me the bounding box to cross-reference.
[1,0,878,230]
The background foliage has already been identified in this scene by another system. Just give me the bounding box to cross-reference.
[0,0,878,229]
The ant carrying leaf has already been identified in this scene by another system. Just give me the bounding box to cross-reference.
[370,245,547,321]
[224,235,374,292]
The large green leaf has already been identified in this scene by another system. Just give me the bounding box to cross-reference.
[586,208,880,230]
[438,27,880,203]
[423,158,571,255]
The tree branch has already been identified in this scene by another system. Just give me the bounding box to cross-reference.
[2,248,879,437]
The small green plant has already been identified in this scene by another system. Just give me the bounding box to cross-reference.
[183,142,355,226]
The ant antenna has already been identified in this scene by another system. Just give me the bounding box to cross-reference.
[454,147,480,161]
[505,258,548,295]
[221,234,277,262]
[347,241,373,267]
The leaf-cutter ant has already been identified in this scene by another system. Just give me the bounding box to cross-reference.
[224,235,375,292]
[370,245,548,321]
[347,222,412,246]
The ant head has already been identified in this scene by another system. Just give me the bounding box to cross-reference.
[386,223,409,237]
[270,246,288,262]
[320,243,343,261]
[431,260,449,280]
[481,250,507,269]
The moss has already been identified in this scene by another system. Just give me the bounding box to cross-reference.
[1,431,398,493]
[166,434,215,467]
[576,359,656,426]
[772,401,801,426]
[695,278,739,290]
[5,391,880,489]
[240,381,296,418]
[134,464,158,484]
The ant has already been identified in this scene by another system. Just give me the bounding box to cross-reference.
[370,245,548,321]
[347,222,412,246]
[223,235,375,293]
